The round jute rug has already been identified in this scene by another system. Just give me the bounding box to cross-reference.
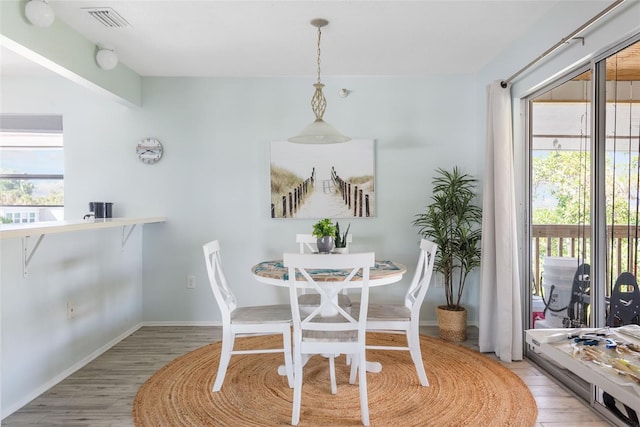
[133,333,537,426]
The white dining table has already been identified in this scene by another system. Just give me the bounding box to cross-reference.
[251,257,407,374]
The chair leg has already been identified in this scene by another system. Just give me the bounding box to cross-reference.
[407,328,429,386]
[292,347,303,425]
[356,352,370,426]
[329,356,337,395]
[349,354,358,384]
[282,327,294,388]
[213,332,235,392]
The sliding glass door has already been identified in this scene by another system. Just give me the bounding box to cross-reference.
[526,37,640,422]
[529,68,593,330]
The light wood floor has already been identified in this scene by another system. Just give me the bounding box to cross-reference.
[2,325,612,426]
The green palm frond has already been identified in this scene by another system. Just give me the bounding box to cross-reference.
[412,167,482,309]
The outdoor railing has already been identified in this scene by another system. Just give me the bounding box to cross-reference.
[532,224,640,296]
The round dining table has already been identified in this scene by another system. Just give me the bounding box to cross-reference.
[251,258,407,288]
[251,257,407,374]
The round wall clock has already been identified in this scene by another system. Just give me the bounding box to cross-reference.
[136,138,163,164]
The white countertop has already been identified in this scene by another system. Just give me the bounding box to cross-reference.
[0,217,167,239]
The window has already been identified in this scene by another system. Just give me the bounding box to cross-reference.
[0,115,64,223]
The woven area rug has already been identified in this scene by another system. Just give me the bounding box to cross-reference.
[133,333,537,426]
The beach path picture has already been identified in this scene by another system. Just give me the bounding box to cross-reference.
[270,139,375,219]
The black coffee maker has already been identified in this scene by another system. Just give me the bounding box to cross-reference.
[84,202,113,219]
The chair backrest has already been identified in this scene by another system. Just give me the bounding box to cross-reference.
[296,234,318,254]
[296,233,353,253]
[203,240,236,321]
[405,239,438,316]
[283,252,374,337]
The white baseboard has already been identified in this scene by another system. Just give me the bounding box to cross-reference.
[420,320,438,327]
[141,320,221,327]
[419,320,479,327]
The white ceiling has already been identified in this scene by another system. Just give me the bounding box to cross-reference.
[0,1,611,78]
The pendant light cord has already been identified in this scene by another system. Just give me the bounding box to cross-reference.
[316,25,322,84]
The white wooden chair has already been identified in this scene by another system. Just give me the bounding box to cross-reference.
[360,239,437,386]
[296,233,353,308]
[283,252,375,426]
[203,240,294,392]
[296,233,318,254]
[295,233,352,254]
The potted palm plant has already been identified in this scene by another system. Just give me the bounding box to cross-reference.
[312,218,337,253]
[413,166,482,341]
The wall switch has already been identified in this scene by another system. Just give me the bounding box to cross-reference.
[434,273,444,288]
[67,302,76,319]
[187,275,196,289]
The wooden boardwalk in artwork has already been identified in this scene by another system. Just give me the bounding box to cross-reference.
[294,178,352,218]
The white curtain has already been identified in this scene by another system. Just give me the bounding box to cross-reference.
[478,81,523,362]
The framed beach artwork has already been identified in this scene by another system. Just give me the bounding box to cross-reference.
[270,139,376,219]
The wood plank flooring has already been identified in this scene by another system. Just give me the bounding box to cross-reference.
[2,326,612,426]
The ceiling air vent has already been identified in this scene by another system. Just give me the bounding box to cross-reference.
[83,7,130,28]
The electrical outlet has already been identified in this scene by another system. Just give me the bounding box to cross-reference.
[434,273,444,288]
[67,301,76,319]
[187,275,196,289]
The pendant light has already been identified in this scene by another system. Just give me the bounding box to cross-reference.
[289,19,350,144]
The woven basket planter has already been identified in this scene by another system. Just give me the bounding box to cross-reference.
[436,305,467,342]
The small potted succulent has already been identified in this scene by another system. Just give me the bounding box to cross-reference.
[334,222,351,253]
[312,218,337,253]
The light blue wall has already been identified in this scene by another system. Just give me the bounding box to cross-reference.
[135,75,481,321]
[0,76,147,416]
[1,72,479,416]
[0,227,144,416]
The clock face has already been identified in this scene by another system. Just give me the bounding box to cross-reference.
[136,138,163,164]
